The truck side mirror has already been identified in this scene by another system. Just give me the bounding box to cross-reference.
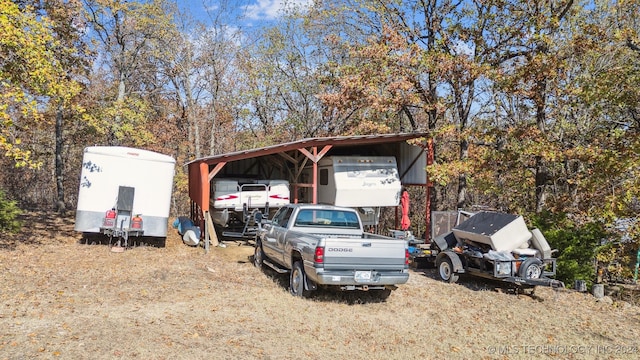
[254,211,263,223]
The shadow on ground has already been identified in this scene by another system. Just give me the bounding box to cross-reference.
[250,254,400,305]
[414,266,542,297]
[0,211,78,250]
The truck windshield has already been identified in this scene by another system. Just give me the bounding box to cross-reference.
[294,209,360,229]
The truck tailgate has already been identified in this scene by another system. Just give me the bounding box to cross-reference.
[321,238,406,270]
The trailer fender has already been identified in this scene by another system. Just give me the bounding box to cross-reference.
[436,251,464,273]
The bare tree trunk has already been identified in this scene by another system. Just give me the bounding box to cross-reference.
[535,78,548,213]
[193,107,200,158]
[209,105,217,156]
[112,68,127,146]
[55,104,66,213]
[183,79,199,158]
[457,138,468,209]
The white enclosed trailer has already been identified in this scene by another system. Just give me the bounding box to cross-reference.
[74,146,175,240]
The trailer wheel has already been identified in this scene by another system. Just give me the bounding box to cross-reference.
[519,258,543,279]
[290,261,310,297]
[437,256,459,283]
[253,241,264,269]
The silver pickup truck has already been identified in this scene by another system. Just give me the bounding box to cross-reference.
[253,203,409,298]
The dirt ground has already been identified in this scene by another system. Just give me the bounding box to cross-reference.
[1,211,640,359]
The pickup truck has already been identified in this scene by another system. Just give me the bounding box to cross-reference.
[253,203,410,298]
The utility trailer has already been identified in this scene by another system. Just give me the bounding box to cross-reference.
[74,146,176,249]
[418,211,564,290]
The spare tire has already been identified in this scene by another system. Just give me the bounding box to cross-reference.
[519,258,543,279]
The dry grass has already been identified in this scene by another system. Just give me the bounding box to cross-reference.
[1,211,639,359]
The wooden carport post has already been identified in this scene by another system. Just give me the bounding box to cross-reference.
[297,145,332,204]
[426,138,434,243]
[198,162,212,253]
[203,162,226,253]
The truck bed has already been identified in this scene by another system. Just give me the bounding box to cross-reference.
[321,237,408,270]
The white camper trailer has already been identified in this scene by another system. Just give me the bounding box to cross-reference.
[316,156,402,206]
[312,156,402,226]
[74,146,176,243]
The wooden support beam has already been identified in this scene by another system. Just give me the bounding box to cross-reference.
[278,151,297,164]
[208,162,226,182]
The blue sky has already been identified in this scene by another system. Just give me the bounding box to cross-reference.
[177,0,313,27]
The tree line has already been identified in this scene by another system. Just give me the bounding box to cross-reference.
[1,0,639,284]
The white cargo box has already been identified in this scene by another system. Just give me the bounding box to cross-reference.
[452,211,532,252]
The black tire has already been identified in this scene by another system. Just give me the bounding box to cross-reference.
[519,258,543,279]
[437,255,459,283]
[290,261,310,297]
[253,241,264,269]
[372,288,392,301]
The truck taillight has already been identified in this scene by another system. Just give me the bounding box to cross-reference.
[405,249,410,266]
[314,246,324,263]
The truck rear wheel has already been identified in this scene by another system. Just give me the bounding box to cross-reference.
[290,261,310,297]
[437,256,459,283]
[519,258,543,279]
[373,288,392,301]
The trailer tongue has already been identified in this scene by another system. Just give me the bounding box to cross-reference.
[425,211,564,289]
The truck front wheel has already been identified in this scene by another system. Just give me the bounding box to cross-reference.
[290,261,310,297]
[253,241,264,269]
[437,256,459,283]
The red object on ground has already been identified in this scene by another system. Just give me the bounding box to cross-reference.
[400,190,410,231]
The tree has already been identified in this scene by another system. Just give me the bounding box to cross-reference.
[237,11,326,143]
[309,0,495,211]
[0,0,81,168]
[39,0,92,212]
[485,0,577,213]
[197,4,243,156]
[0,188,21,233]
[311,0,444,135]
[82,0,177,147]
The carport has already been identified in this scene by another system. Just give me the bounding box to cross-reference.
[186,133,433,251]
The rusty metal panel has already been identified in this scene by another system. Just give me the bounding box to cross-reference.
[398,141,427,185]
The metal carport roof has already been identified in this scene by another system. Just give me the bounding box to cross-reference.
[187,132,429,166]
